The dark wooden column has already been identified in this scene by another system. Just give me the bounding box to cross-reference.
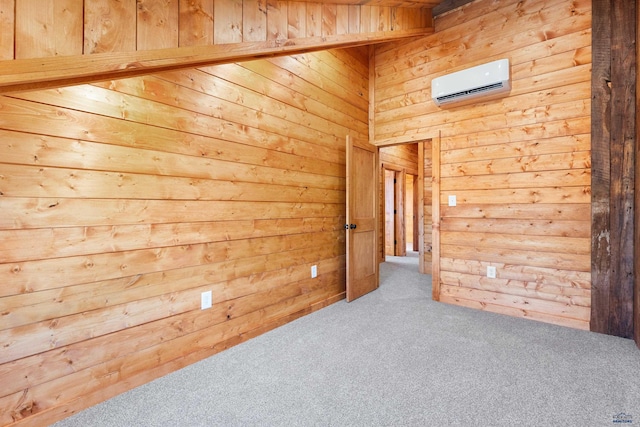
[636,0,640,348]
[591,0,637,340]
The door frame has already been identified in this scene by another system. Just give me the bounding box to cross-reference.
[382,165,405,257]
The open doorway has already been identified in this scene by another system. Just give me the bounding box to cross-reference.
[382,168,406,256]
[379,141,433,274]
[383,168,419,258]
[380,143,420,264]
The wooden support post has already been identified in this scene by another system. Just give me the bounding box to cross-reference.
[633,0,640,347]
[591,0,636,339]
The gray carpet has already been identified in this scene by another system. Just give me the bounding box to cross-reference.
[55,255,640,427]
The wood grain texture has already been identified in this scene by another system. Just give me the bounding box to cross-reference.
[606,0,635,339]
[0,47,367,425]
[137,0,180,50]
[214,0,243,43]
[373,0,592,328]
[84,0,137,54]
[431,134,440,300]
[243,0,267,42]
[15,0,83,58]
[0,0,434,92]
[179,0,214,46]
[0,0,15,60]
[636,0,640,349]
[591,1,637,338]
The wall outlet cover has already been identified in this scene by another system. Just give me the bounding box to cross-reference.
[311,265,318,278]
[487,266,497,279]
[201,290,212,310]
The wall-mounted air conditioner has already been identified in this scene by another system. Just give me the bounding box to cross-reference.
[431,59,511,107]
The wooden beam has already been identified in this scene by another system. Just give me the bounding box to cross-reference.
[0,28,431,93]
[290,0,440,6]
[431,0,474,16]
[609,0,636,339]
[591,0,636,339]
[636,0,640,349]
[591,0,613,335]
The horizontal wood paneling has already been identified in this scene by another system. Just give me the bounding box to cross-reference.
[373,0,592,329]
[0,47,369,425]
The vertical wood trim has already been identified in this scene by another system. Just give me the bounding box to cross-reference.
[137,0,180,50]
[360,5,371,33]
[54,0,83,56]
[286,1,305,39]
[243,0,267,42]
[214,0,243,43]
[395,169,406,256]
[267,0,287,41]
[375,146,380,285]
[305,2,321,37]
[0,0,15,60]
[591,0,612,334]
[84,0,137,54]
[15,0,53,58]
[368,45,375,144]
[412,174,419,252]
[179,0,214,47]
[321,4,336,37]
[418,141,425,274]
[431,133,441,301]
[348,5,359,34]
[336,4,348,35]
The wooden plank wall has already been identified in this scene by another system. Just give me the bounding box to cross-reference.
[379,144,419,260]
[373,0,592,329]
[1,0,430,61]
[0,46,369,426]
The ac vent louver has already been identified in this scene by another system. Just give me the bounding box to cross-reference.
[431,59,511,107]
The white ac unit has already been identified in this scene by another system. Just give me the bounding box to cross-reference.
[431,59,511,107]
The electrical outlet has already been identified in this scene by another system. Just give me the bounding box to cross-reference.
[311,265,318,278]
[201,290,212,310]
[487,266,496,279]
[448,195,457,207]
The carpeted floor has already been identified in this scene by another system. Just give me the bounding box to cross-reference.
[54,255,640,427]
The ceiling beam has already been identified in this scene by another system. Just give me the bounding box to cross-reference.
[432,0,475,16]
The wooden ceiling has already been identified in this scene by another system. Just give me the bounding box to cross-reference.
[0,0,472,93]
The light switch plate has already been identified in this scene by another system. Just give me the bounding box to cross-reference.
[448,195,457,207]
[201,290,212,310]
[311,265,318,278]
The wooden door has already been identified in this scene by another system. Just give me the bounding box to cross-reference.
[346,136,379,302]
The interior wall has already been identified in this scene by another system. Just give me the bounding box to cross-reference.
[373,0,592,329]
[0,47,369,425]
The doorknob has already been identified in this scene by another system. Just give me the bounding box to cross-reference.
[350,224,357,229]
